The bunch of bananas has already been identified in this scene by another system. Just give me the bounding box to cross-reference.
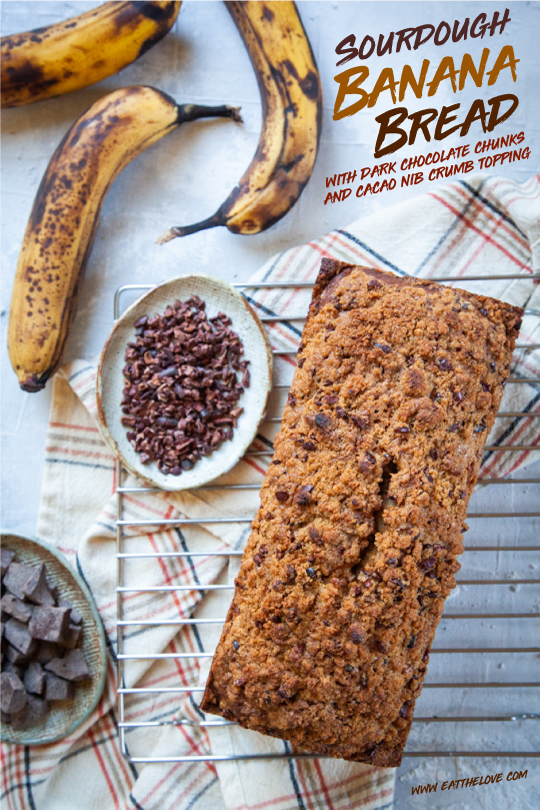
[7,1,322,391]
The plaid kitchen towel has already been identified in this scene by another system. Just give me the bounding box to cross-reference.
[2,174,539,810]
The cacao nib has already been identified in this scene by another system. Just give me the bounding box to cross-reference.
[349,624,365,644]
[121,296,249,474]
[420,556,437,571]
[294,485,313,505]
[437,357,453,371]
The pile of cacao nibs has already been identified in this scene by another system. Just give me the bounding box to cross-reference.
[121,295,250,475]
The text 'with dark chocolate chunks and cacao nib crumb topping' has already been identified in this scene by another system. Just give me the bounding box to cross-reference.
[121,296,250,476]
[201,260,523,767]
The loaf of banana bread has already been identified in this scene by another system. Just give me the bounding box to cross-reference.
[201,260,523,766]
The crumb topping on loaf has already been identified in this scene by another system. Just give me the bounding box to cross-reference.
[201,261,523,767]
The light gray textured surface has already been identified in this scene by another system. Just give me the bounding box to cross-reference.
[1,1,538,805]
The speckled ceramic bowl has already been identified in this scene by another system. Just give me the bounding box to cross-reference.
[1,532,107,746]
[96,274,273,491]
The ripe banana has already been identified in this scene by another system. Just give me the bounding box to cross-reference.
[8,86,241,392]
[157,0,322,242]
[1,1,181,108]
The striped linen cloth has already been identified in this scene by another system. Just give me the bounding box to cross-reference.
[2,174,538,810]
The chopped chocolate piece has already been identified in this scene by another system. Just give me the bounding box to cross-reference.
[1,709,11,723]
[28,606,70,643]
[23,564,55,607]
[60,624,81,650]
[45,672,75,701]
[23,662,45,695]
[3,660,25,679]
[1,593,33,624]
[47,581,59,602]
[1,549,15,577]
[6,643,28,665]
[4,618,38,656]
[3,562,36,601]
[1,671,27,714]
[58,599,83,626]
[34,641,62,664]
[11,695,49,730]
[45,649,90,682]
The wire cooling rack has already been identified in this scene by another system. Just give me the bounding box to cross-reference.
[114,274,540,764]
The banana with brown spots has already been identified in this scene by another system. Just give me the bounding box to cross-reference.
[157,0,322,242]
[1,1,181,108]
[8,86,241,392]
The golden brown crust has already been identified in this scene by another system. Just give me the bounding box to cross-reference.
[201,262,523,766]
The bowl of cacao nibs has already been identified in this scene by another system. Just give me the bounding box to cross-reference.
[1,532,107,745]
[97,275,273,490]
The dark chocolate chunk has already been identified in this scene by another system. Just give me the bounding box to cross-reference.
[3,660,25,679]
[1,671,27,714]
[1,549,15,577]
[45,672,75,701]
[45,649,90,682]
[315,413,332,430]
[1,593,33,624]
[29,606,71,643]
[58,599,83,626]
[6,643,29,665]
[3,562,36,601]
[4,618,38,656]
[60,623,81,650]
[11,694,49,730]
[23,564,55,607]
[23,662,45,696]
[294,485,313,506]
[34,640,62,664]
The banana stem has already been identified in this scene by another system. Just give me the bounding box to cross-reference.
[156,104,241,245]
[176,104,242,125]
[156,212,224,244]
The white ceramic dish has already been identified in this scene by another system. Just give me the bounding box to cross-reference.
[96,274,273,491]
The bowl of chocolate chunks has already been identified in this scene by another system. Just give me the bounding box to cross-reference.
[1,532,107,745]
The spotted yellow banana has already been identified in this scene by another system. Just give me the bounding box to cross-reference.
[8,86,241,392]
[1,1,181,108]
[158,0,322,242]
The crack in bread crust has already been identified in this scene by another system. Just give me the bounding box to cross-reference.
[201,261,523,767]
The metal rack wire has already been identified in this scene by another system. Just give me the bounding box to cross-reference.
[115,274,540,763]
